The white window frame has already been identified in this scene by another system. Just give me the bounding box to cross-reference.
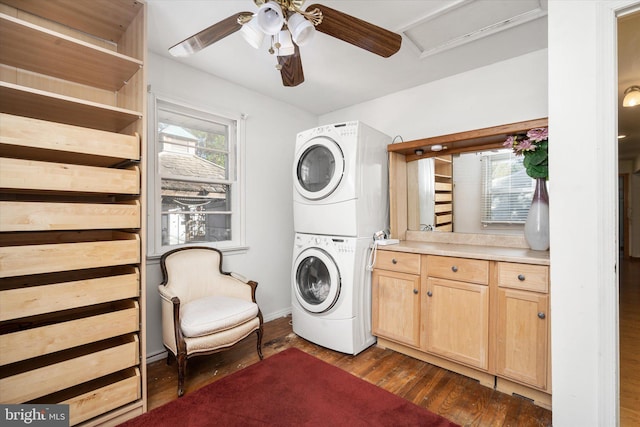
[147,95,246,257]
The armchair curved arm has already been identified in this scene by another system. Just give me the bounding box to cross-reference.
[158,285,184,357]
[228,273,258,302]
[170,296,187,358]
[247,280,258,303]
[158,284,178,302]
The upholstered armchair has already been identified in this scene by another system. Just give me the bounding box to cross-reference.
[158,247,263,396]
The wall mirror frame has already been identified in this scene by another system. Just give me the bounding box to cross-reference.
[387,117,549,240]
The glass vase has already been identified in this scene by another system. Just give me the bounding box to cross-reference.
[524,178,550,251]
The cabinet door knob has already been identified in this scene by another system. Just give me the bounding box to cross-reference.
[427,291,433,297]
[451,266,458,272]
[538,312,546,319]
[413,288,419,294]
[518,274,526,281]
[392,258,398,264]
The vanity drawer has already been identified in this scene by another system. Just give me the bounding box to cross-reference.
[375,251,421,275]
[497,262,549,293]
[427,255,489,285]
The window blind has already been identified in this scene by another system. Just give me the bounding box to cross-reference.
[481,151,534,224]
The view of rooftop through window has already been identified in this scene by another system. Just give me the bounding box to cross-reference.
[157,106,234,246]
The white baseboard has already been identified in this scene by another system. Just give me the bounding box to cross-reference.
[263,307,292,323]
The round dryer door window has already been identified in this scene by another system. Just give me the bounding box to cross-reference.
[293,248,340,313]
[294,137,344,201]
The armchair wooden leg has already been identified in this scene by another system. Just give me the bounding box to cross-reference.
[256,327,264,360]
[177,353,187,397]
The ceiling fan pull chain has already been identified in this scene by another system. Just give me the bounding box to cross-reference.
[269,35,276,54]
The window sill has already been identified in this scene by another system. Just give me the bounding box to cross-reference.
[146,244,249,261]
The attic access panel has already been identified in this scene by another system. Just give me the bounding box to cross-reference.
[401,0,547,58]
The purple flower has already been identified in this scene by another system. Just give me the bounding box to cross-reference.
[518,140,537,152]
[527,127,548,142]
[503,135,517,148]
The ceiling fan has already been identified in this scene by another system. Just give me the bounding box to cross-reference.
[168,0,402,87]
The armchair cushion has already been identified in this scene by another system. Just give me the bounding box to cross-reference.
[181,295,259,338]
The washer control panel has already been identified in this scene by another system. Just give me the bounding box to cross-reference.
[294,234,356,253]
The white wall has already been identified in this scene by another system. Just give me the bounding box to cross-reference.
[548,1,640,424]
[320,49,548,141]
[145,52,317,359]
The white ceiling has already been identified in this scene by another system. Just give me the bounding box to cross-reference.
[146,0,639,160]
[146,0,548,115]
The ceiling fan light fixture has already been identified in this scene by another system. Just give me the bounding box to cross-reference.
[288,12,315,46]
[240,16,265,49]
[275,29,295,56]
[622,85,640,107]
[256,1,285,35]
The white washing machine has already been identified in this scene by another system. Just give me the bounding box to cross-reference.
[291,232,376,355]
[293,121,390,237]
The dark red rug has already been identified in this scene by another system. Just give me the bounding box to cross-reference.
[121,348,459,426]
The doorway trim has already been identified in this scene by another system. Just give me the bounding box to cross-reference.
[600,3,639,425]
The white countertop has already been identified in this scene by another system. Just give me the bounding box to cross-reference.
[379,240,550,265]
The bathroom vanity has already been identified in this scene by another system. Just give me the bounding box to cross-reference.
[373,118,551,409]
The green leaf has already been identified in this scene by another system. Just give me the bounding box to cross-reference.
[525,149,548,166]
[526,163,548,179]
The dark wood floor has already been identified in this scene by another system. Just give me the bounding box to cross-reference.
[147,317,552,426]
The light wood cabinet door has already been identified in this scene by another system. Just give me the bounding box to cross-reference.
[424,277,489,370]
[496,288,549,389]
[372,269,421,348]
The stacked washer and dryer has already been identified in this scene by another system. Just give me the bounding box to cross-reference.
[291,121,391,355]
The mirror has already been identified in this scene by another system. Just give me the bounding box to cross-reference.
[387,118,547,240]
[408,150,534,235]
[407,155,453,232]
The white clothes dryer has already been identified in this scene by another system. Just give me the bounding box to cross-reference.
[291,232,376,355]
[293,121,390,237]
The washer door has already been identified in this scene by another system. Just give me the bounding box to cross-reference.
[293,247,341,313]
[294,136,344,201]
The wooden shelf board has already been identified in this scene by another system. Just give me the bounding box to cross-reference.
[390,118,549,161]
[0,82,141,133]
[1,0,143,44]
[0,13,142,91]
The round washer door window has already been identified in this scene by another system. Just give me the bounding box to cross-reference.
[293,248,340,313]
[294,136,344,201]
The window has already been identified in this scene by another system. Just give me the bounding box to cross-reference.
[148,97,245,256]
[481,150,534,224]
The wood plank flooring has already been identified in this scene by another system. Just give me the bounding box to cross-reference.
[620,257,640,427]
[147,317,552,426]
[146,257,640,426]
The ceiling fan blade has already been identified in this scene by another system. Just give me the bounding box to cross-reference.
[278,45,305,87]
[169,12,250,57]
[307,4,402,58]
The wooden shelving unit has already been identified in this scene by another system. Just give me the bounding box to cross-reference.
[0,1,146,425]
[433,156,453,231]
[0,13,142,91]
[0,82,142,132]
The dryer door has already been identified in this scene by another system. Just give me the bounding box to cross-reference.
[294,136,345,201]
[293,247,341,313]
